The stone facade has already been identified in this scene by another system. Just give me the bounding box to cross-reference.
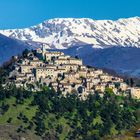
[7,48,140,99]
[131,87,140,99]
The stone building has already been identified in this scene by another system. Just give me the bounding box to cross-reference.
[7,48,135,99]
[20,65,33,74]
[45,51,64,61]
[131,87,140,99]
[30,60,43,67]
[120,82,128,91]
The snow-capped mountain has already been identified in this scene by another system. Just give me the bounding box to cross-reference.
[0,17,140,77]
[0,17,140,49]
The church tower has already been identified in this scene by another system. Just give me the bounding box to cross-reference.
[42,45,46,59]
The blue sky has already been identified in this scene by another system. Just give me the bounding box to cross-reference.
[0,0,140,29]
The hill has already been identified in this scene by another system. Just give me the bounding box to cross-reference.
[0,86,139,140]
[61,45,140,77]
[0,34,32,65]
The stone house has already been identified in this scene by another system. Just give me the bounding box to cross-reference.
[131,87,140,99]
[120,82,128,91]
[45,51,64,61]
[55,59,69,65]
[55,68,67,76]
[35,67,56,81]
[35,68,47,81]
[80,65,87,70]
[69,58,83,65]
[21,59,30,65]
[64,72,80,82]
[108,83,115,89]
[95,84,106,92]
[30,60,43,67]
[51,82,59,91]
[79,70,87,78]
[26,73,34,78]
[16,75,27,81]
[94,70,103,75]
[91,78,100,85]
[62,83,72,94]
[100,74,112,82]
[86,80,94,90]
[63,64,79,72]
[46,65,57,70]
[58,55,70,59]
[20,65,33,74]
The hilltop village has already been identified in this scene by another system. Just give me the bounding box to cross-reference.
[6,47,140,99]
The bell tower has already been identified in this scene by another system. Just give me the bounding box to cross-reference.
[42,45,46,59]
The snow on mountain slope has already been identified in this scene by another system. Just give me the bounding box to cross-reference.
[0,17,140,77]
[0,17,140,49]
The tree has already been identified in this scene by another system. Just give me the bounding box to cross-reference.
[130,78,134,87]
[56,124,63,134]
[22,49,29,58]
[7,117,12,123]
[0,102,9,115]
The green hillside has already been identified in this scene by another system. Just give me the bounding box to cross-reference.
[0,85,139,140]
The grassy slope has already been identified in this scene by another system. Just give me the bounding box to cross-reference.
[102,123,140,140]
[0,96,139,140]
[0,97,37,125]
[0,97,40,140]
[0,96,71,140]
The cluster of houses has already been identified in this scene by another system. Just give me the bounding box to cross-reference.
[7,47,140,99]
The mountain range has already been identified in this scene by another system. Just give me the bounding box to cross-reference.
[0,33,31,65]
[0,17,140,77]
